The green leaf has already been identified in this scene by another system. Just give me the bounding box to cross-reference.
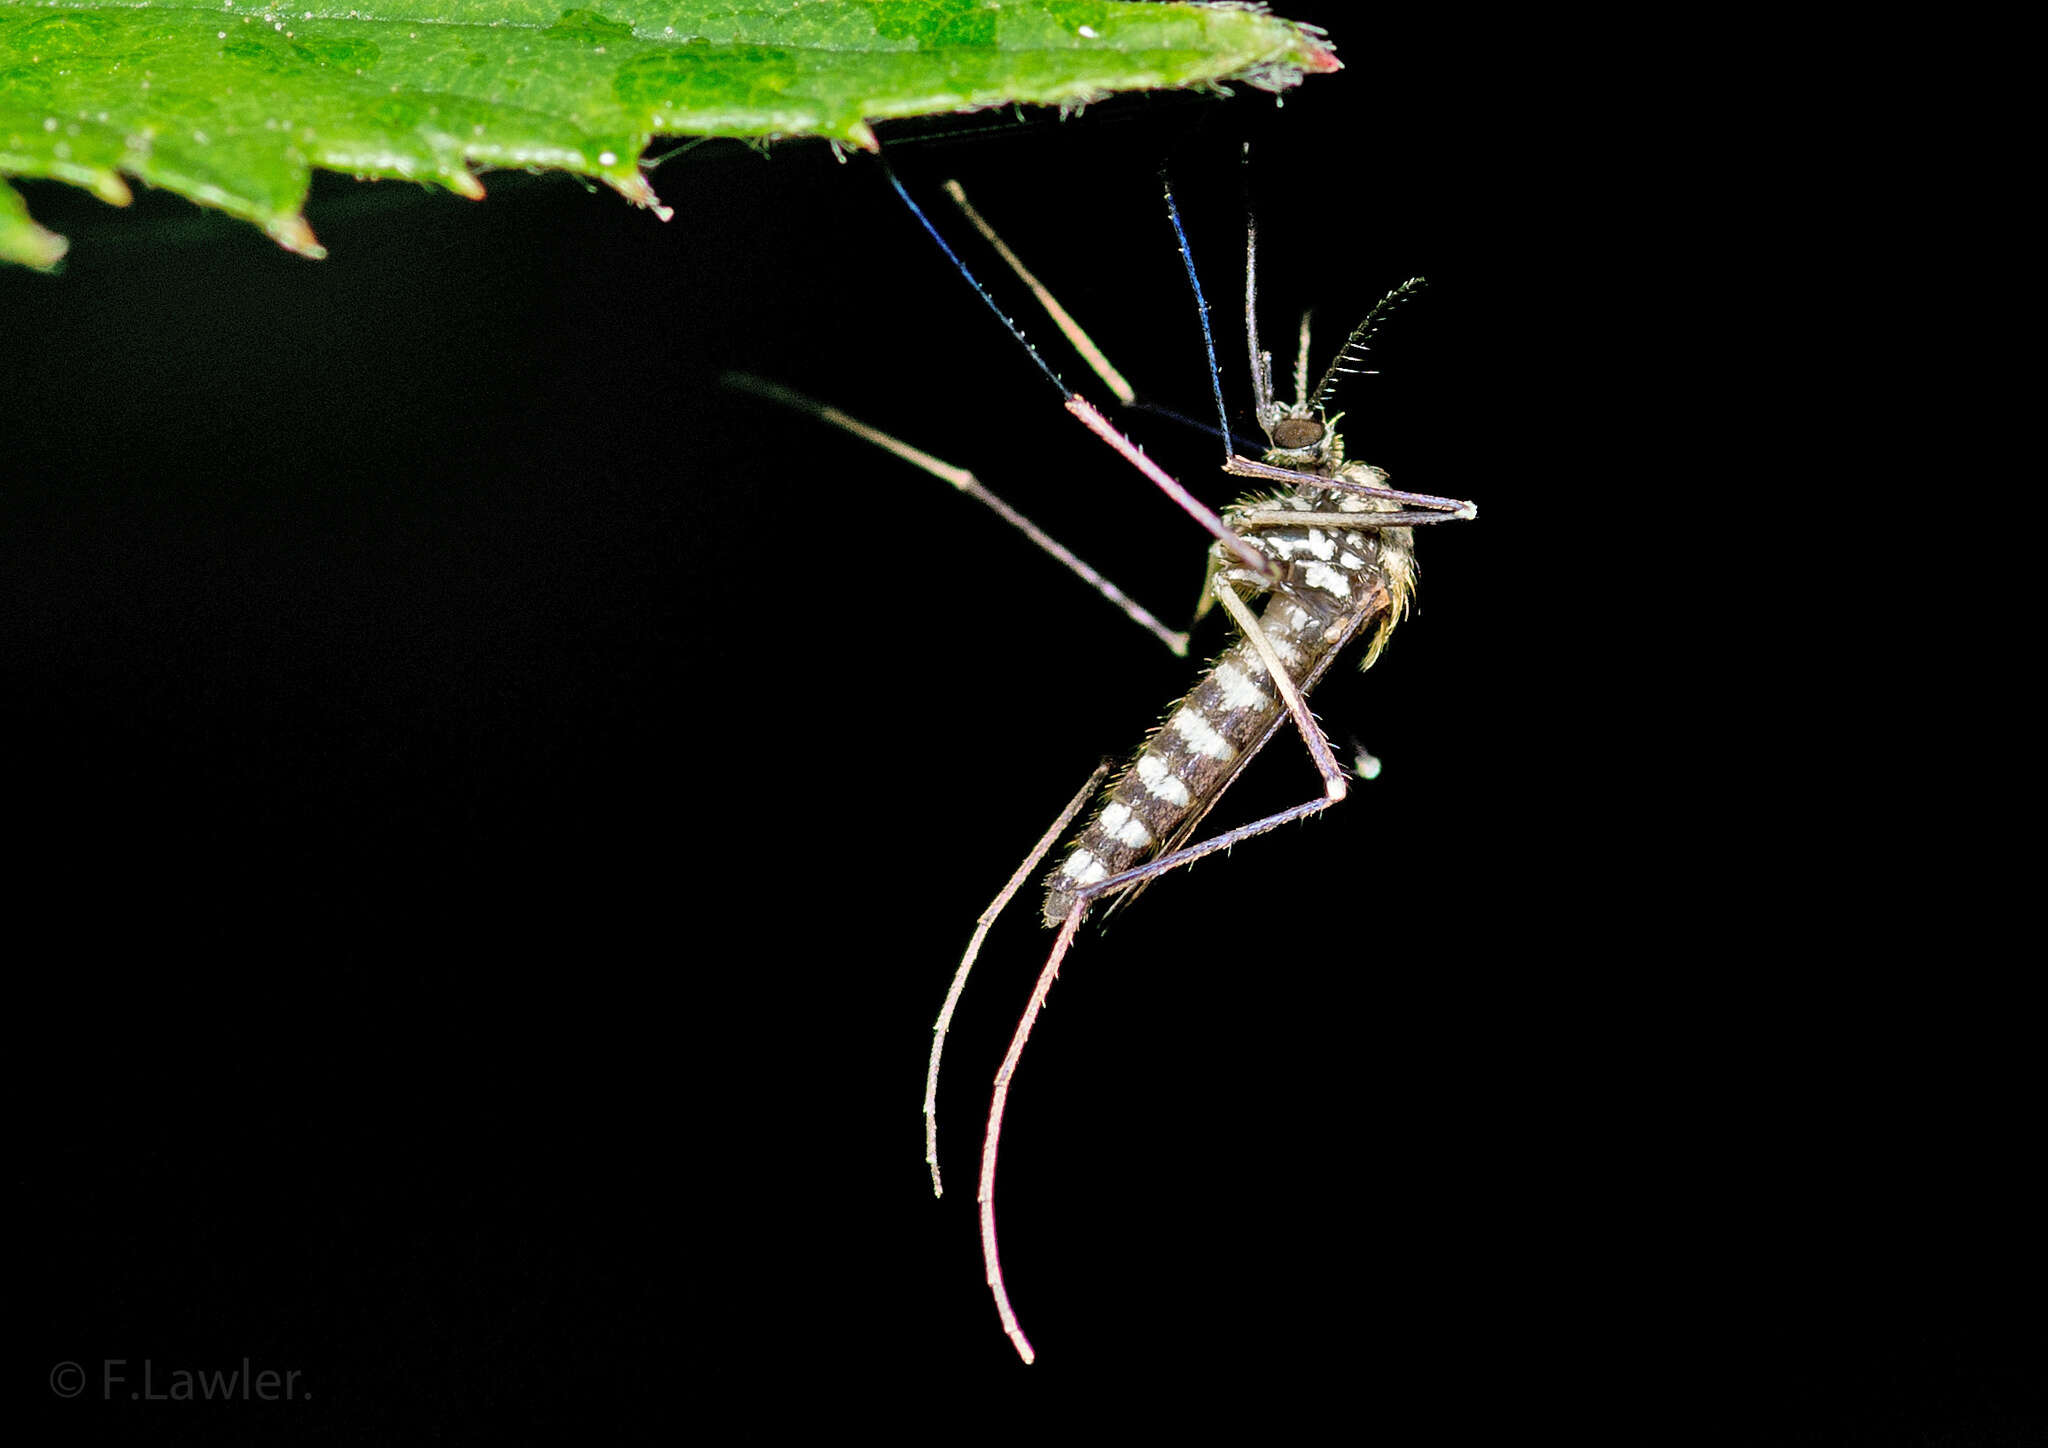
[0,0,1337,268]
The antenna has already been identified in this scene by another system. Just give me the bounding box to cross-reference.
[1306,277,1428,414]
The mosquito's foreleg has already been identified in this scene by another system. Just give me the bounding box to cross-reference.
[1233,508,1475,530]
[927,764,1109,1199]
[1223,455,1478,519]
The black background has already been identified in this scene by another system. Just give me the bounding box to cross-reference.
[5,2,2038,1440]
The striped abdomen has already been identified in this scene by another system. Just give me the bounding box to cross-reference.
[1042,486,1415,925]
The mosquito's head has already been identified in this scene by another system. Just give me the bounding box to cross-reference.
[1255,278,1427,470]
[1256,402,1337,470]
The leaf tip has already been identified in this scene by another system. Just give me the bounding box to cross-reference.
[90,170,136,208]
[607,170,671,222]
[267,213,327,261]
[2,221,71,272]
[1302,38,1342,74]
[2,181,71,271]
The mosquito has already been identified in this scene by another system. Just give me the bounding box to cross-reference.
[735,162,1476,1363]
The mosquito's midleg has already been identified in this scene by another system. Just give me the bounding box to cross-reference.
[926,764,1109,1199]
[724,374,1189,655]
[957,482,1191,656]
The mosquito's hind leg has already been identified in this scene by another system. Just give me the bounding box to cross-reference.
[976,578,1360,1364]
[979,799,1353,1364]
[925,763,1110,1199]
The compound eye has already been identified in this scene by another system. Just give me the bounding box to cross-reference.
[1271,417,1324,450]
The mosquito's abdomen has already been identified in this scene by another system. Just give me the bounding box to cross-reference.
[1042,493,1411,925]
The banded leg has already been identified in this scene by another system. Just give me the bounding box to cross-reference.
[977,577,1356,1365]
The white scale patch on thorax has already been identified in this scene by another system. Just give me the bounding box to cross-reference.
[1301,562,1350,598]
